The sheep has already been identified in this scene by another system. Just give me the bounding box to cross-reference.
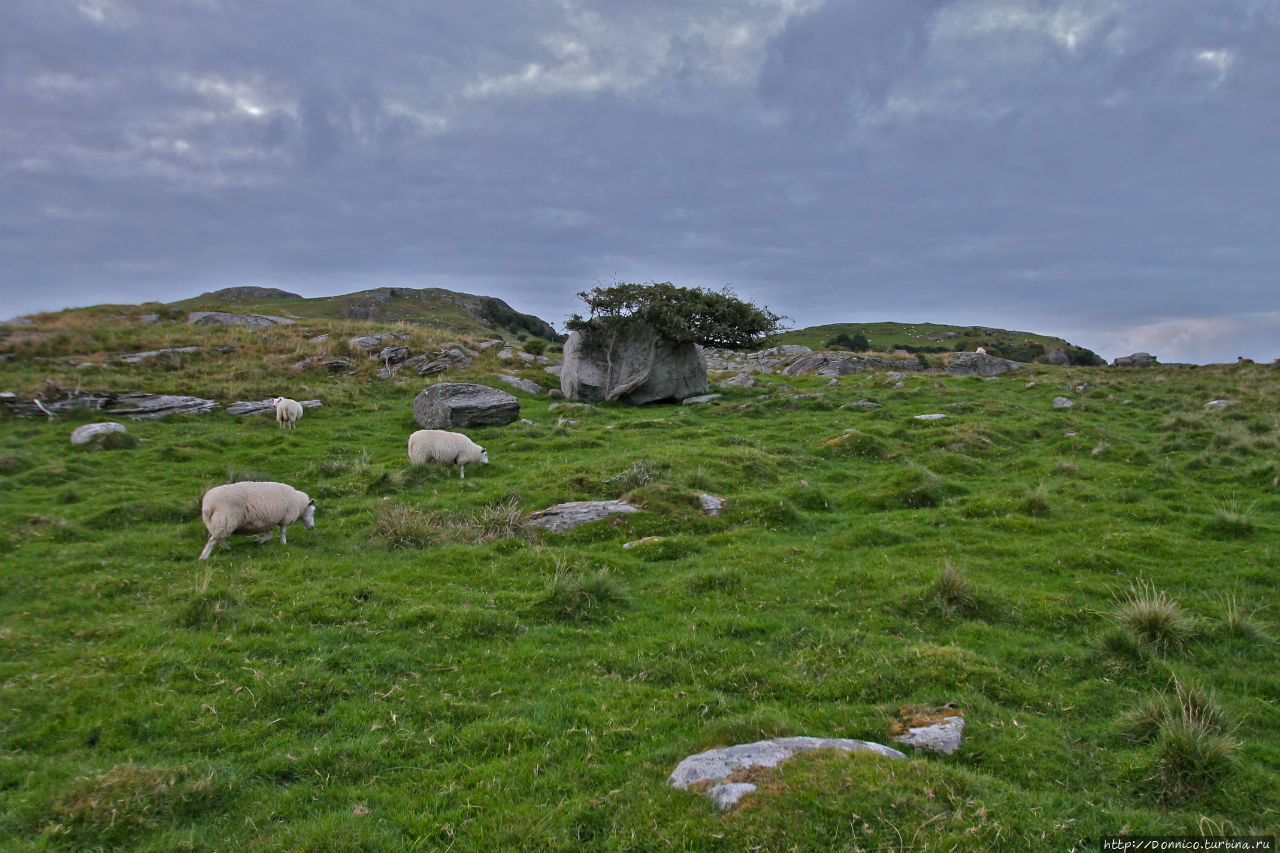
[974,347,987,355]
[274,396,304,429]
[198,481,315,559]
[407,429,489,479]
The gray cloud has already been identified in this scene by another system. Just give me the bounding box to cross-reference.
[1,0,1277,362]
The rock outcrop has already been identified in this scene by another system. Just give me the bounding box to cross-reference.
[1111,352,1158,368]
[527,500,639,532]
[945,352,1025,377]
[187,312,294,327]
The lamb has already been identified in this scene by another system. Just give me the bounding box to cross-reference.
[407,429,489,479]
[198,481,315,559]
[274,396,304,429]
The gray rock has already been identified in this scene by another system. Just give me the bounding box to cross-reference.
[1204,399,1241,408]
[376,346,410,364]
[493,374,544,395]
[413,382,519,429]
[106,393,218,418]
[668,737,905,810]
[476,339,506,350]
[404,355,451,375]
[894,717,965,755]
[527,499,638,532]
[721,373,757,388]
[70,422,127,445]
[349,333,407,354]
[187,311,294,327]
[1111,352,1158,368]
[914,413,946,420]
[1046,350,1070,366]
[308,334,329,343]
[698,494,726,516]
[1053,396,1074,409]
[117,346,202,363]
[225,399,322,416]
[945,352,1024,377]
[681,393,722,405]
[847,399,881,409]
[560,321,708,405]
[783,354,895,377]
[544,364,563,376]
[547,388,565,399]
[138,313,160,324]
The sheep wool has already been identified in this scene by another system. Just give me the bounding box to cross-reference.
[199,481,316,559]
[274,397,304,428]
[407,429,489,479]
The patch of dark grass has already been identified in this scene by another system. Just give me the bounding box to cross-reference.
[690,567,745,594]
[817,429,890,459]
[88,431,142,451]
[1203,497,1255,539]
[177,588,244,629]
[47,763,231,842]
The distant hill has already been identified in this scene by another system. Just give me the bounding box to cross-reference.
[167,286,563,341]
[776,321,1103,365]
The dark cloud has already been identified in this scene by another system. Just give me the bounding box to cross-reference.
[1,0,1277,362]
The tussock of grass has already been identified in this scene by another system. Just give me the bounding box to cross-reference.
[1203,497,1255,539]
[930,558,980,618]
[1113,581,1195,655]
[1219,594,1270,641]
[535,570,629,622]
[373,498,529,548]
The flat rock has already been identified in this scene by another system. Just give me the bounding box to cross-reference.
[70,422,127,445]
[527,500,638,532]
[493,374,544,395]
[682,393,722,405]
[1111,352,1158,368]
[698,493,726,516]
[225,399,322,416]
[1204,399,1241,408]
[847,399,881,409]
[668,737,905,810]
[721,373,757,388]
[413,382,519,429]
[349,333,407,354]
[187,311,294,327]
[914,413,946,420]
[117,346,202,363]
[894,717,965,755]
[1053,396,1074,409]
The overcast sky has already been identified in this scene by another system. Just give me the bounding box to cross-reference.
[2,1,1277,363]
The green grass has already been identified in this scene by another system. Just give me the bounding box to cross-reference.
[1,320,1278,850]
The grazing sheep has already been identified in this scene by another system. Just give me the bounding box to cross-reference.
[274,396,304,429]
[198,481,315,559]
[974,347,987,355]
[407,429,489,479]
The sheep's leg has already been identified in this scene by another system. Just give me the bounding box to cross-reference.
[459,464,466,479]
[199,537,217,560]
[255,532,273,544]
[279,522,289,545]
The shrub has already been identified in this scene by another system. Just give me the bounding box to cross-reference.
[566,281,784,350]
[522,338,547,356]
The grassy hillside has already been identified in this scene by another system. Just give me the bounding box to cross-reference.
[778,321,1103,364]
[0,318,1277,850]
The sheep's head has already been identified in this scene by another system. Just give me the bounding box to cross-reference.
[301,499,316,530]
[479,447,489,465]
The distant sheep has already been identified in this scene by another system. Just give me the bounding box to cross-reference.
[274,396,304,429]
[974,347,987,355]
[408,429,489,479]
[198,481,315,559]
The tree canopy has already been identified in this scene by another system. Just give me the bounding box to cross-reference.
[566,282,784,350]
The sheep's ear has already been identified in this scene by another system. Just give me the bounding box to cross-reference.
[308,499,316,506]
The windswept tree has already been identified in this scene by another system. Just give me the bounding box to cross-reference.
[566,282,784,351]
[561,282,785,403]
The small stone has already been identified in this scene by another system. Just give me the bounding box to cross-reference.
[698,494,726,516]
[1053,397,1074,409]
[681,393,722,405]
[623,536,664,549]
[914,414,946,420]
[1204,399,1241,408]
[894,716,966,755]
[70,422,127,445]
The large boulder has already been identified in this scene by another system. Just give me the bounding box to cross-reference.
[560,321,708,405]
[413,383,519,429]
[945,352,1024,377]
[1112,352,1158,368]
[70,422,127,445]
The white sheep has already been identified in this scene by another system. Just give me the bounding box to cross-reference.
[407,429,489,479]
[974,347,987,355]
[274,396,304,429]
[198,481,315,559]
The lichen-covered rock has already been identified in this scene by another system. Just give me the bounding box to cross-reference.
[527,500,638,532]
[493,374,543,395]
[1111,352,1158,368]
[668,737,905,810]
[894,717,965,755]
[413,383,519,429]
[1053,396,1074,409]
